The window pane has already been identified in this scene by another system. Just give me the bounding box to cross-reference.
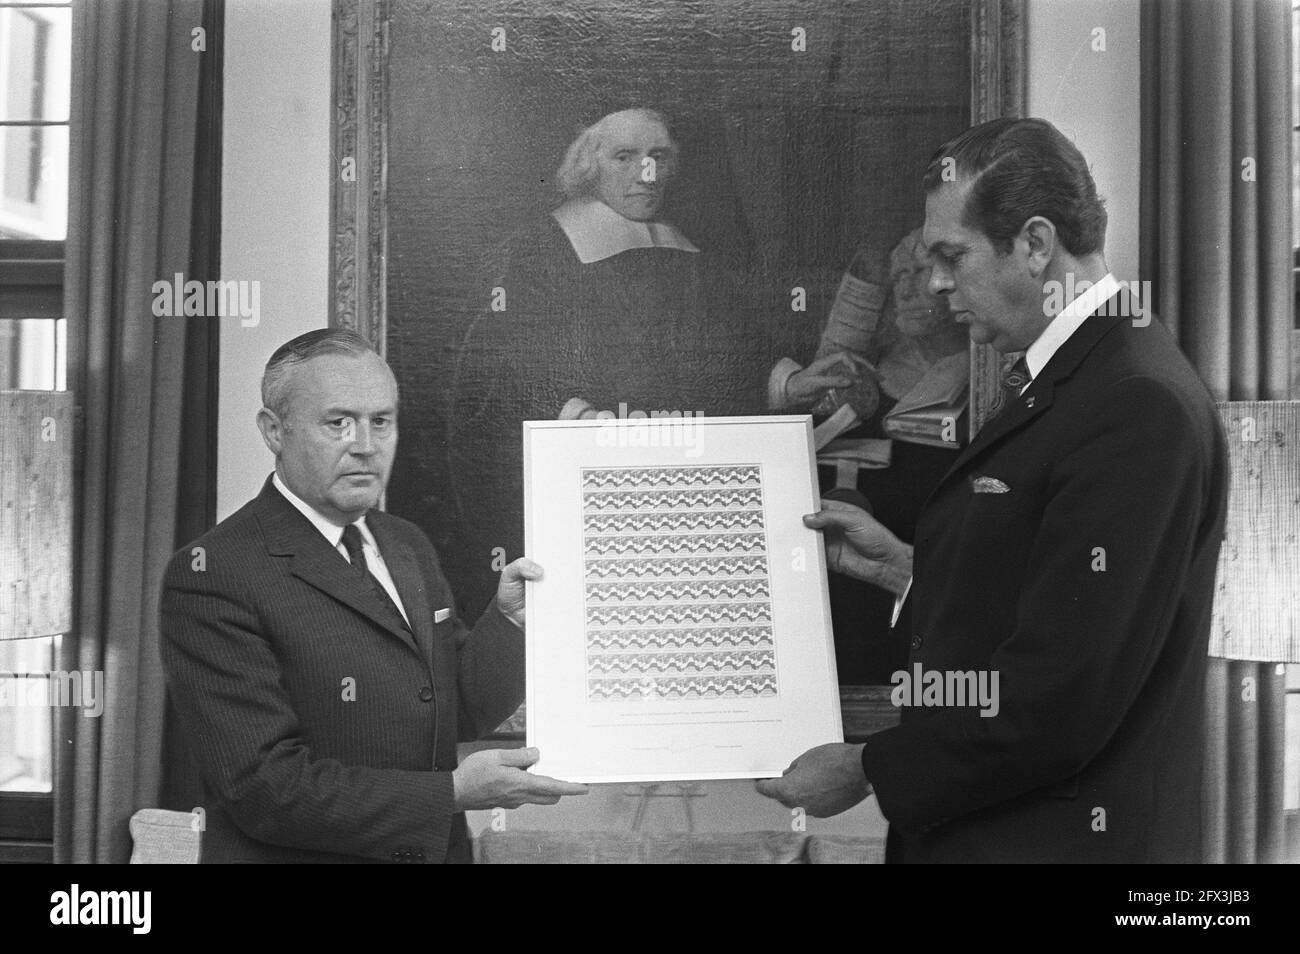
[0,636,55,793]
[0,5,72,122]
[0,317,64,389]
[0,123,67,238]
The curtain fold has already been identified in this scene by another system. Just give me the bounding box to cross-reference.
[1140,0,1294,864]
[55,0,207,864]
[161,0,222,819]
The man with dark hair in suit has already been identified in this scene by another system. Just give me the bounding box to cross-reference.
[758,117,1228,863]
[161,329,585,863]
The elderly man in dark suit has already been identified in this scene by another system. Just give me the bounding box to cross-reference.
[758,118,1228,863]
[161,329,585,863]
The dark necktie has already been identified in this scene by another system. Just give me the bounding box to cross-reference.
[341,523,409,630]
[988,354,1032,419]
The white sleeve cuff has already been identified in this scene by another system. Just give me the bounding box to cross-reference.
[768,358,803,410]
[890,576,913,629]
[821,280,888,352]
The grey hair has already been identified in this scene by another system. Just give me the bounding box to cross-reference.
[261,328,382,419]
[555,108,677,199]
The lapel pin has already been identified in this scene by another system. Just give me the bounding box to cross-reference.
[1025,396,1036,408]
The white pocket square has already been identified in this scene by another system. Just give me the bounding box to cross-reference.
[434,607,451,623]
[971,476,1011,494]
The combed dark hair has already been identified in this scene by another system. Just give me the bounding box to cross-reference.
[261,328,380,418]
[922,117,1107,257]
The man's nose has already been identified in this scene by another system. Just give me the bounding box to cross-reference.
[928,263,953,297]
[636,160,662,187]
[348,422,377,455]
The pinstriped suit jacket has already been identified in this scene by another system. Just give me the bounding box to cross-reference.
[160,476,524,863]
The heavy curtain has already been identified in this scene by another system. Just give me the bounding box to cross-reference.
[55,0,217,864]
[1140,0,1295,863]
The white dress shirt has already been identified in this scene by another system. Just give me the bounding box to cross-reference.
[889,272,1120,627]
[1023,272,1120,385]
[272,473,410,626]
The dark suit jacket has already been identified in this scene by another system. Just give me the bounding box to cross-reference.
[863,298,1228,863]
[160,476,524,863]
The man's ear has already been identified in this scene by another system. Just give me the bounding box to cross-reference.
[1020,216,1057,278]
[257,407,284,457]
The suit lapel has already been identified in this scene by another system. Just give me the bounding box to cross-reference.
[254,478,423,657]
[932,300,1129,499]
[947,376,1054,475]
[368,514,436,671]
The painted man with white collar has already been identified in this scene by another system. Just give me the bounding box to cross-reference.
[536,107,761,422]
[550,108,697,281]
[450,108,765,611]
[758,118,1228,863]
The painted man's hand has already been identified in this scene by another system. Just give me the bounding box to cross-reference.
[755,743,871,817]
[496,557,542,629]
[785,351,863,407]
[804,499,912,597]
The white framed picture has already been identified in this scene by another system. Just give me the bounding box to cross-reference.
[524,415,842,783]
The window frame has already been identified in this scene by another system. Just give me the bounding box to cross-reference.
[0,7,65,848]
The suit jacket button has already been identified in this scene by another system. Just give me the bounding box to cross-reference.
[418,686,435,702]
[910,634,923,650]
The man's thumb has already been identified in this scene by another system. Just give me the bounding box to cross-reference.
[507,557,544,581]
[804,510,849,532]
[755,777,784,800]
[497,747,540,769]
